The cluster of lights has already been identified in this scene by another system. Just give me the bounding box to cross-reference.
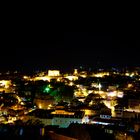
[125,72,135,77]
[33,76,50,81]
[0,80,11,89]
[93,72,109,77]
[107,91,124,98]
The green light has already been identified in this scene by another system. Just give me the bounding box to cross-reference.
[45,87,50,92]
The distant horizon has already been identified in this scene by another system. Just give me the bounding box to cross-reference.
[1,64,140,74]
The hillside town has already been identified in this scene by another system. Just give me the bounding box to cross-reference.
[0,67,140,140]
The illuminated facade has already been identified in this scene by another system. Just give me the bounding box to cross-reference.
[48,70,60,76]
[27,110,84,128]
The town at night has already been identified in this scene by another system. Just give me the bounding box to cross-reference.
[0,32,140,139]
[0,67,140,139]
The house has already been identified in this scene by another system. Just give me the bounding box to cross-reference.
[27,109,85,128]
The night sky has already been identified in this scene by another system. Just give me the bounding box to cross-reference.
[0,32,139,73]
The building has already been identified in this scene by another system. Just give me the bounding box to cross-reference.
[27,109,85,128]
[48,70,60,77]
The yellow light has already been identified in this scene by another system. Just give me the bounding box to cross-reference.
[125,73,129,76]
[33,76,50,81]
[41,128,45,136]
[23,76,28,79]
[128,84,133,88]
[51,110,74,115]
[48,104,52,107]
[69,82,73,86]
[65,76,78,81]
[48,104,52,109]
[20,102,25,105]
[39,104,42,109]
[93,72,109,77]
[0,80,11,88]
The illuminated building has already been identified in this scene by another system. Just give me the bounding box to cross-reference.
[27,109,85,128]
[48,70,60,76]
[73,69,78,75]
[34,96,55,109]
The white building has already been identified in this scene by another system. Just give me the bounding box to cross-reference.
[27,109,85,128]
[48,70,60,76]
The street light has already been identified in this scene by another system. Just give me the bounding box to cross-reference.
[98,83,102,91]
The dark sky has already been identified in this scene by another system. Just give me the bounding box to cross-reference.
[0,31,139,72]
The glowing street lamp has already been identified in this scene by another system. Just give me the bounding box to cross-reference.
[98,83,102,91]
